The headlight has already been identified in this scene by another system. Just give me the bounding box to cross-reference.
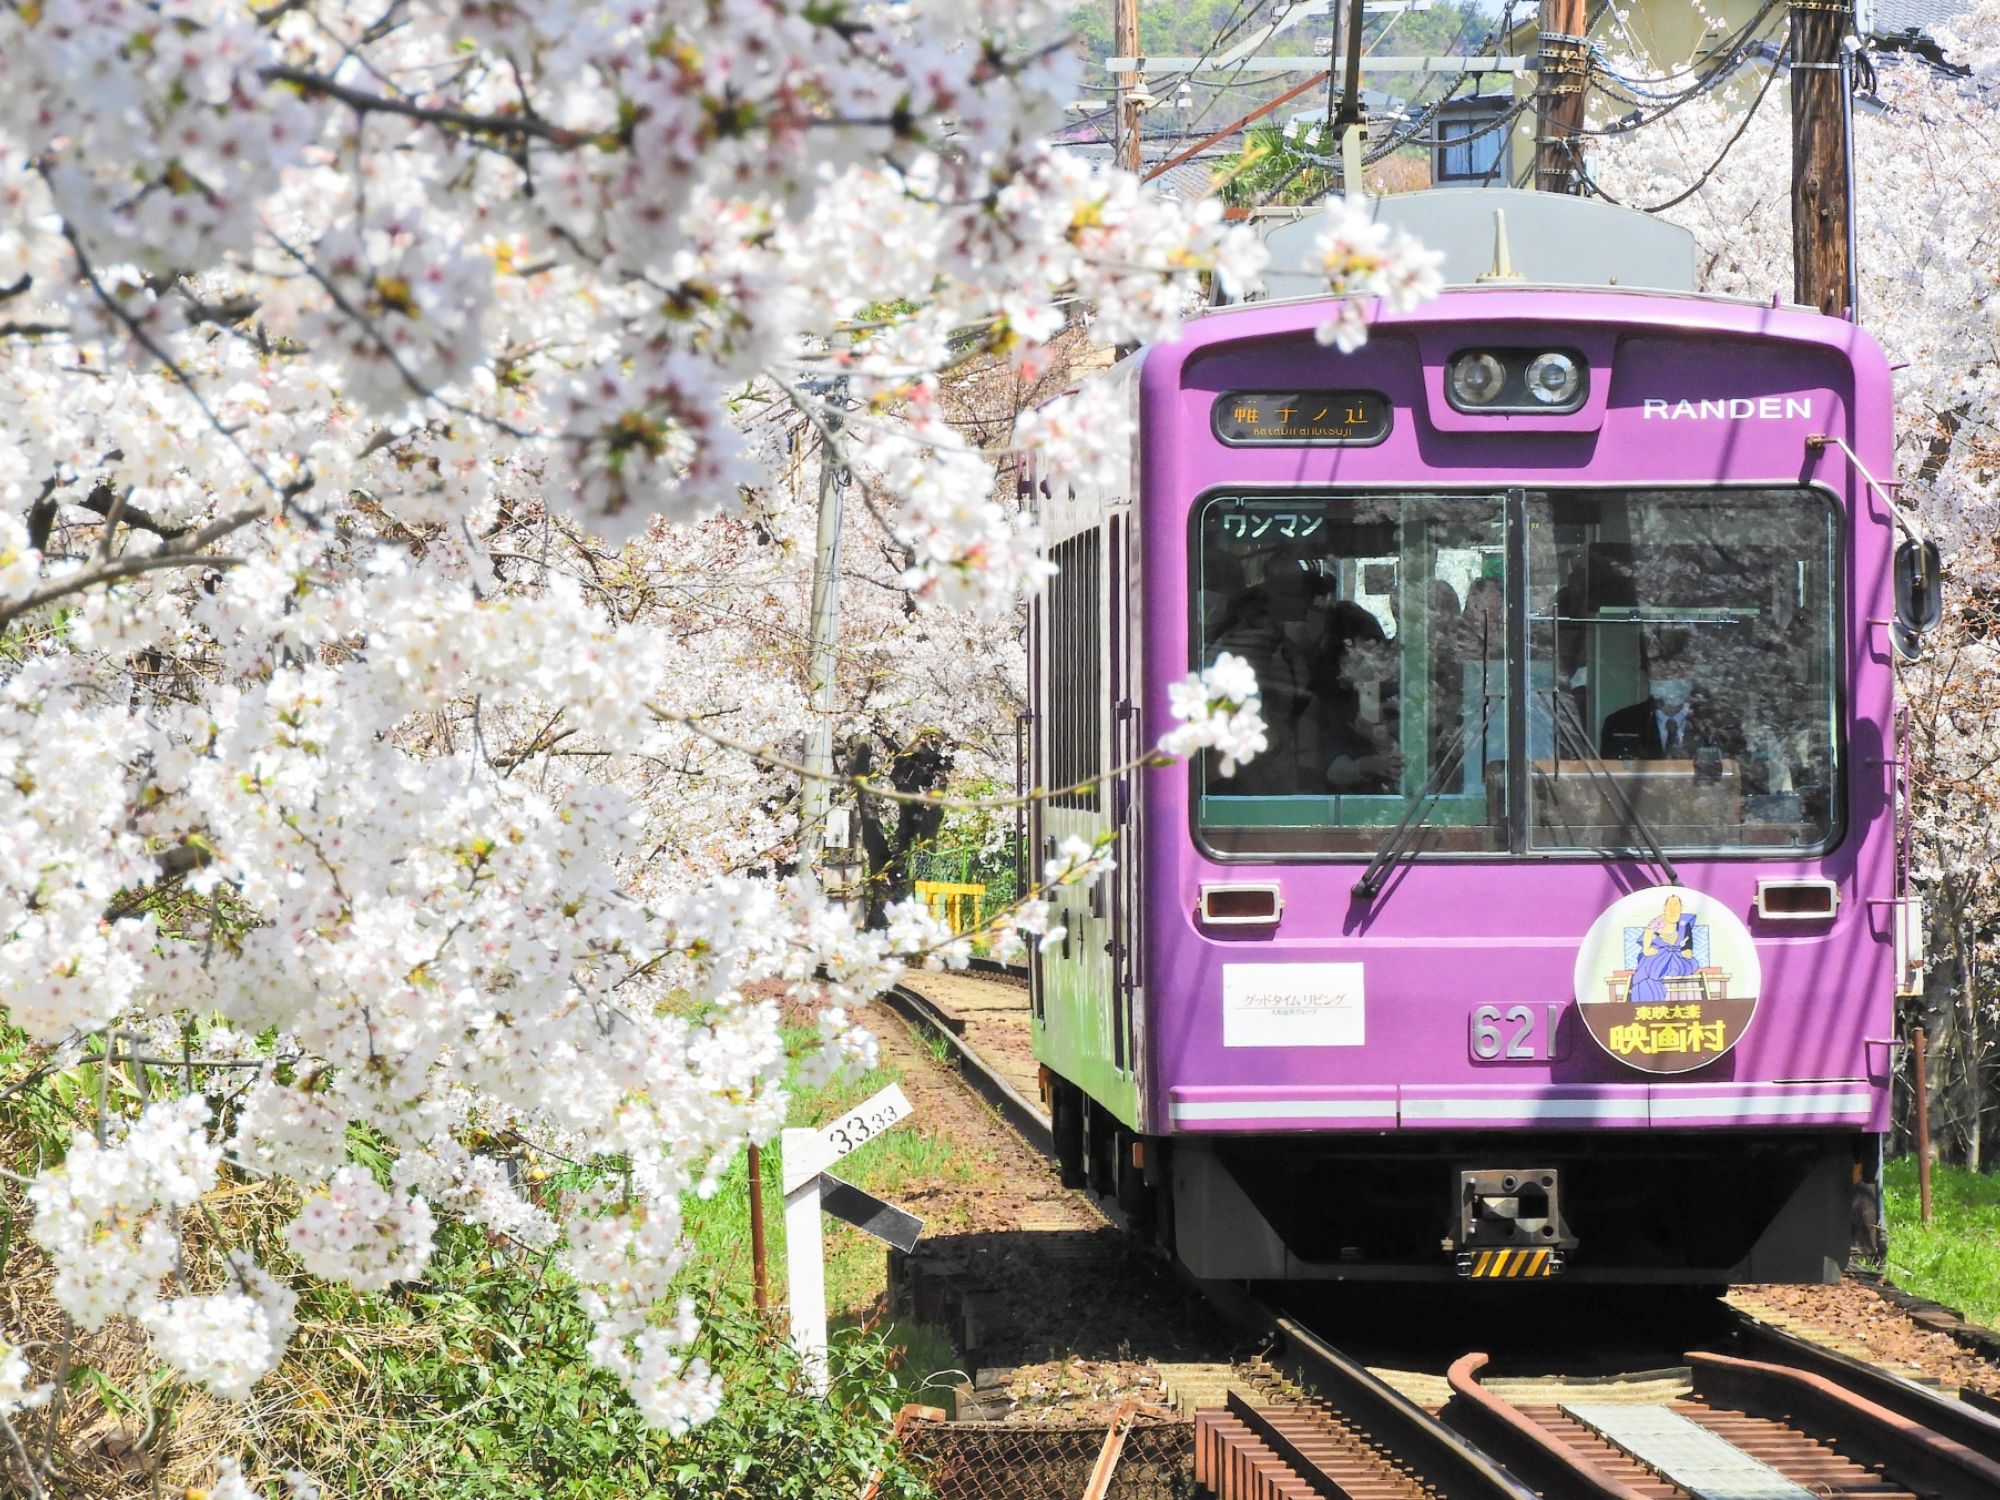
[1525,351,1582,406]
[1449,352,1506,407]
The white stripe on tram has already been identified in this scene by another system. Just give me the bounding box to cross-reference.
[1401,1097,1650,1121]
[1650,1092,1873,1120]
[1172,1100,1393,1122]
[1170,1093,1877,1126]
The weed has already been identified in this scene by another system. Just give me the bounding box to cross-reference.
[1883,1156,2000,1328]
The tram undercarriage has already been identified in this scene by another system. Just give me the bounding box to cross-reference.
[1170,1132,1862,1284]
[1050,1078,1866,1285]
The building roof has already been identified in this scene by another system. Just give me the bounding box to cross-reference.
[1863,0,1971,43]
[1059,141,1237,201]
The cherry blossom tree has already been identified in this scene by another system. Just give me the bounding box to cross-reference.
[0,3,1452,1487]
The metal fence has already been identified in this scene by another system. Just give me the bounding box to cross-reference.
[903,1420,1195,1500]
[912,840,1020,913]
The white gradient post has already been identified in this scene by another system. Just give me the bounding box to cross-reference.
[779,1084,914,1395]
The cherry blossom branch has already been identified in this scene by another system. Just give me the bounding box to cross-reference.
[49,194,308,510]
[75,483,190,542]
[648,702,1168,810]
[263,231,541,441]
[0,505,263,628]
[259,65,587,146]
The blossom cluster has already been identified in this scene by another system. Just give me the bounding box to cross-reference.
[0,1330,51,1419]
[140,1259,300,1402]
[1161,653,1270,778]
[1311,196,1448,353]
[28,1097,222,1331]
[0,0,1381,1453]
[286,1168,440,1293]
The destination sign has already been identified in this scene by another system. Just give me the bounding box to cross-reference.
[1213,390,1391,446]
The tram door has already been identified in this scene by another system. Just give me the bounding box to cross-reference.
[1032,517,1139,1128]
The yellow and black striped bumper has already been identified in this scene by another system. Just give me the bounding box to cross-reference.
[1456,1247,1563,1279]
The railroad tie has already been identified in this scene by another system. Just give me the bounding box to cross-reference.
[1195,1409,1319,1499]
[1195,1399,1440,1500]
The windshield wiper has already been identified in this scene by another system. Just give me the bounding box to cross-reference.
[1352,692,1491,900]
[1542,691,1680,886]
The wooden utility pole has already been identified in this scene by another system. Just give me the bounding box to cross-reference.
[1114,0,1142,173]
[1790,0,1855,316]
[1914,1026,1934,1224]
[748,1144,771,1316]
[1534,0,1589,193]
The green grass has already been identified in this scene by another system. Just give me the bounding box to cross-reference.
[683,1026,974,1404]
[0,1018,947,1499]
[239,1026,963,1499]
[1883,1156,2000,1329]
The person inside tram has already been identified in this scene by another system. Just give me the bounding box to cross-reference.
[1599,626,1746,762]
[1323,601,1405,793]
[1208,546,1335,794]
[1427,580,1466,792]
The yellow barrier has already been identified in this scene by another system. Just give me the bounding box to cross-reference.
[915,880,984,935]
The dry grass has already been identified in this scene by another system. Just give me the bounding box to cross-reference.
[0,1090,512,1498]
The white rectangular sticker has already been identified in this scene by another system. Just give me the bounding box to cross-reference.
[1223,963,1365,1047]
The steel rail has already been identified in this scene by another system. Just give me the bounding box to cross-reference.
[1280,1327,1539,1500]
[965,956,1029,984]
[1444,1352,1653,1500]
[1725,1304,2000,1463]
[1689,1350,2000,1500]
[881,982,1052,1156]
[1189,1276,1538,1500]
[889,971,1532,1496]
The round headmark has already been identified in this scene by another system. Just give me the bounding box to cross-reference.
[1571,885,1761,1075]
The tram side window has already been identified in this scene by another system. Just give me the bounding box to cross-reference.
[1525,488,1840,852]
[1195,494,1507,856]
[1049,528,1102,812]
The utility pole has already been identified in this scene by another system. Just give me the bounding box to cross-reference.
[1115,0,1142,173]
[1331,0,1368,192]
[1534,0,1589,193]
[798,408,845,875]
[1790,0,1855,317]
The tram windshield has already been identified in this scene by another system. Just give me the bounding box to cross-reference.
[1193,489,1840,858]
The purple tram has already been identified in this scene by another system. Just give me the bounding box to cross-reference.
[1026,198,1931,1285]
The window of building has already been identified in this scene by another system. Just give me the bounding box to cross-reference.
[1433,95,1513,185]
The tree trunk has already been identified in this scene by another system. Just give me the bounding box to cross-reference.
[845,732,953,930]
[1789,1,1854,316]
[1535,0,1590,193]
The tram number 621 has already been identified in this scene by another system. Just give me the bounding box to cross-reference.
[1469,1004,1565,1062]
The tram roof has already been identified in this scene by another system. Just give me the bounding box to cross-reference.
[1245,188,1705,300]
[1182,280,1873,353]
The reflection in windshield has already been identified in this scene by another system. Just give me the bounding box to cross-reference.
[1527,489,1839,851]
[1193,489,1842,859]
[1196,495,1507,856]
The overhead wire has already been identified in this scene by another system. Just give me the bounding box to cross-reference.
[1575,14,1794,213]
[1587,0,1786,91]
[1494,0,1787,164]
[1157,0,1788,211]
[1279,0,1513,178]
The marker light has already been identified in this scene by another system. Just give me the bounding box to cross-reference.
[1755,879,1839,920]
[1449,352,1506,406]
[1526,351,1582,406]
[1198,883,1283,926]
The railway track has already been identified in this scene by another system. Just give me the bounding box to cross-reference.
[1443,1320,2000,1500]
[880,967,2000,1499]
